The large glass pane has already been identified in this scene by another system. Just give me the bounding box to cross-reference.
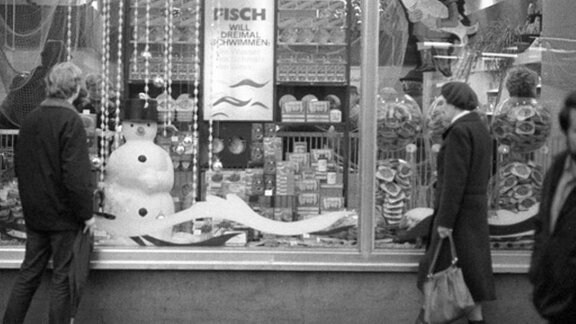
[0,0,104,246]
[0,0,360,250]
[372,0,550,251]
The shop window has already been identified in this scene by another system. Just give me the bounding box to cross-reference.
[0,0,567,259]
[373,0,549,252]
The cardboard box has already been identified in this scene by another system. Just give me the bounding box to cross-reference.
[286,153,310,172]
[281,101,305,122]
[293,142,308,153]
[297,193,320,208]
[320,197,345,212]
[306,100,330,122]
[296,179,319,193]
[320,183,344,197]
[310,148,334,162]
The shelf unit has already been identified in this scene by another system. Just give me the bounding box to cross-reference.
[121,0,354,213]
[274,0,353,208]
[123,0,203,210]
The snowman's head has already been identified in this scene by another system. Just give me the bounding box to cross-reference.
[121,99,159,141]
[122,120,158,142]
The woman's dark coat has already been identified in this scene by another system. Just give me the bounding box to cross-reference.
[417,111,496,302]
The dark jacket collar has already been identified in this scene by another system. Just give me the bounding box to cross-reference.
[41,98,76,111]
[442,111,481,139]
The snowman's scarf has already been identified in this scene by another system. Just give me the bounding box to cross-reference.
[95,194,354,237]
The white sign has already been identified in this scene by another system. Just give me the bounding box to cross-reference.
[203,1,275,121]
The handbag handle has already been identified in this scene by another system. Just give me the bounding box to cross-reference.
[427,233,458,277]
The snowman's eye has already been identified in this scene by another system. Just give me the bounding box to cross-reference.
[138,208,148,217]
[138,155,147,162]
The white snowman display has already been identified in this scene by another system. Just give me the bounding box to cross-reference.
[95,99,357,246]
[101,99,175,242]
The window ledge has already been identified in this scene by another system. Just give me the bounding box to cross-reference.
[0,247,531,273]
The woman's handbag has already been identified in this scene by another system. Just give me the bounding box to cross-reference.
[421,233,475,324]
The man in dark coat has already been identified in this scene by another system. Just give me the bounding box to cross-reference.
[529,91,576,323]
[1,62,96,324]
[417,82,495,324]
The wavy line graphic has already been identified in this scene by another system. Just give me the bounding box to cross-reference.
[230,79,269,88]
[251,101,269,109]
[211,112,229,118]
[213,96,251,107]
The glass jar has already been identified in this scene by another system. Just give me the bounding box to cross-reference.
[376,88,423,151]
[491,97,551,153]
[492,160,544,212]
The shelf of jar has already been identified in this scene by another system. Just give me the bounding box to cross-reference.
[276,67,347,84]
[127,79,198,85]
[276,122,347,126]
[129,56,196,63]
[130,40,199,46]
[128,57,198,81]
[130,21,200,28]
[276,50,347,65]
[128,71,194,83]
[130,0,200,9]
[275,81,348,87]
[129,23,200,44]
[277,42,347,47]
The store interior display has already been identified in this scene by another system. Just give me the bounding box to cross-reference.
[84,0,357,248]
[0,176,23,244]
[375,159,413,229]
[129,1,199,82]
[92,98,356,246]
[483,59,547,250]
[0,0,553,251]
[276,0,347,83]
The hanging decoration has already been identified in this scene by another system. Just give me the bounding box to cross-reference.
[191,0,202,202]
[66,0,72,61]
[99,0,110,183]
[114,0,124,151]
[206,0,219,171]
[131,0,139,79]
[143,0,151,107]
[162,0,175,134]
[104,0,111,154]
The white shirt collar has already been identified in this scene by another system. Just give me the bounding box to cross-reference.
[451,110,471,124]
[563,155,576,178]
